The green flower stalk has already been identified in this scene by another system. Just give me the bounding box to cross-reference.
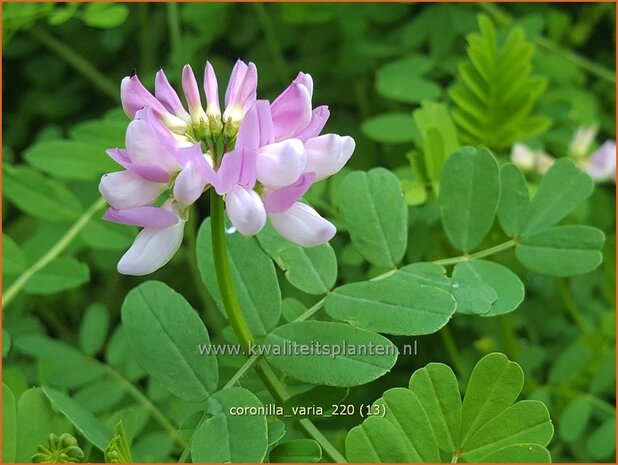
[104,420,133,463]
[32,433,84,464]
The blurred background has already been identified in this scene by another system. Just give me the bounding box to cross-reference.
[3,2,616,462]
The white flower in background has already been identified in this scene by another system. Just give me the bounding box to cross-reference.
[569,125,598,159]
[510,143,555,174]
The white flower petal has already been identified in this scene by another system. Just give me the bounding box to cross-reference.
[226,186,266,236]
[99,171,166,209]
[256,139,306,188]
[305,134,355,180]
[117,203,186,276]
[173,160,206,206]
[269,202,335,247]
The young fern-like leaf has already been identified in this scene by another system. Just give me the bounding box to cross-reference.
[104,421,132,463]
[449,15,550,152]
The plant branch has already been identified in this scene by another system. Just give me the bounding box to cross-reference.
[3,197,107,308]
[557,278,592,334]
[184,207,223,335]
[433,239,516,266]
[252,3,288,84]
[106,367,187,448]
[30,28,118,101]
[209,192,255,350]
[166,2,182,56]
[439,326,465,377]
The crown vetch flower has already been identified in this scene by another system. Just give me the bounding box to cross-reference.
[99,108,212,275]
[230,98,355,246]
[102,60,355,275]
[121,59,258,143]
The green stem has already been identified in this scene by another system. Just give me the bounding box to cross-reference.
[137,3,155,73]
[3,197,107,308]
[252,3,288,84]
[225,354,261,389]
[550,387,617,415]
[106,367,187,447]
[209,193,255,350]
[497,314,520,361]
[30,28,118,100]
[185,207,223,335]
[209,192,346,463]
[557,278,592,334]
[166,2,182,55]
[439,325,465,377]
[215,297,329,394]
[294,296,327,322]
[433,239,516,266]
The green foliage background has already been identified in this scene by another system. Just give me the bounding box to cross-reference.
[2,2,616,463]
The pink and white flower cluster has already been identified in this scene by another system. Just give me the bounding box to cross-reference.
[99,61,355,275]
[511,125,616,182]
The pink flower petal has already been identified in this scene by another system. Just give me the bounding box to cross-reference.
[103,206,178,228]
[295,105,330,142]
[225,60,249,108]
[263,173,316,214]
[215,147,257,194]
[586,140,616,182]
[155,69,191,121]
[204,61,221,118]
[117,202,186,275]
[223,60,257,123]
[182,64,206,121]
[126,111,180,173]
[271,73,313,141]
[236,100,274,149]
[106,148,170,183]
[120,74,165,119]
